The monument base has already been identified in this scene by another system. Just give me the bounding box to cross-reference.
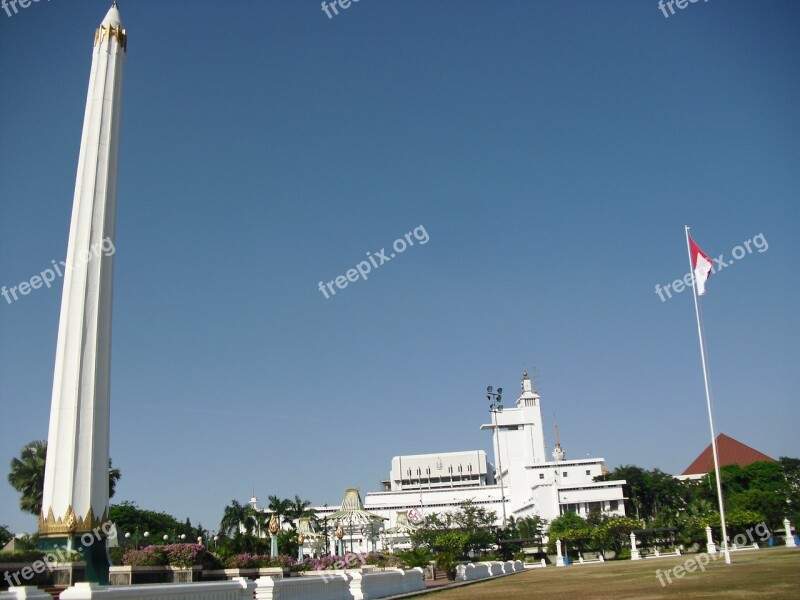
[39,533,110,585]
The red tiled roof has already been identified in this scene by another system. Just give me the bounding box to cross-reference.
[682,434,776,475]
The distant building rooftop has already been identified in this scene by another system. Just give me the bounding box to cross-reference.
[682,433,776,476]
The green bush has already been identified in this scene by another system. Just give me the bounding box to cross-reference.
[108,546,126,565]
[0,549,83,564]
[0,550,45,563]
[202,552,224,570]
[396,547,433,568]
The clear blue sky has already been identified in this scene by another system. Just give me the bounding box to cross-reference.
[1,0,798,535]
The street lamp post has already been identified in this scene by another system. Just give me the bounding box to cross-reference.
[323,518,330,556]
[348,516,355,554]
[124,529,149,549]
[487,385,507,524]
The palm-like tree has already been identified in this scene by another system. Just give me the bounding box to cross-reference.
[251,509,272,538]
[7,440,46,516]
[267,495,293,528]
[688,498,715,518]
[0,525,12,548]
[108,459,121,498]
[219,500,255,537]
[517,515,545,542]
[284,495,313,528]
[7,440,121,517]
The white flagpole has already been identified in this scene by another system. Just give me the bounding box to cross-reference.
[685,225,731,565]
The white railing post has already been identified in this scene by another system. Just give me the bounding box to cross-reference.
[630,533,640,560]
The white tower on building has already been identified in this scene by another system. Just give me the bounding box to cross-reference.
[482,371,548,475]
[39,3,126,584]
[552,423,566,462]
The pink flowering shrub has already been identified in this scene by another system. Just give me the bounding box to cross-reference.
[164,543,206,567]
[121,545,167,567]
[224,553,260,569]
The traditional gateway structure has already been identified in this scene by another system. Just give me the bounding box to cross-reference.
[304,372,627,554]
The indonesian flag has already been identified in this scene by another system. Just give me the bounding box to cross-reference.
[689,236,713,296]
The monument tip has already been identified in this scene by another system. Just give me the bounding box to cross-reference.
[102,2,122,28]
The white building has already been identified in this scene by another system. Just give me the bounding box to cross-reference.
[342,372,628,551]
[295,372,626,554]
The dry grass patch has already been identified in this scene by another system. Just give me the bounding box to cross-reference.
[427,548,800,599]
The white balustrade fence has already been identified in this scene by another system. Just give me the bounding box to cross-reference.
[50,568,425,600]
[58,578,255,599]
[254,573,350,600]
[0,587,54,599]
[455,561,523,582]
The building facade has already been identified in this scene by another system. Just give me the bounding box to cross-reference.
[313,371,629,553]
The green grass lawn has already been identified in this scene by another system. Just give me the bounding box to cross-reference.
[427,548,800,599]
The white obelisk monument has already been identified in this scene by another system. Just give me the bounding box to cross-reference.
[39,3,126,584]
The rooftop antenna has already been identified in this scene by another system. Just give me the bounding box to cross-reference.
[552,415,565,462]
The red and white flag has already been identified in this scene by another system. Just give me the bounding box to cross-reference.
[689,236,713,296]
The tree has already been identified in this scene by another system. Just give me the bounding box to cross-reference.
[109,501,200,544]
[267,496,292,527]
[0,525,12,549]
[517,515,547,544]
[284,495,313,528]
[780,456,800,517]
[592,516,643,557]
[7,440,46,515]
[727,491,783,529]
[597,465,687,522]
[277,529,298,557]
[108,459,122,499]
[547,512,591,556]
[8,440,121,516]
[724,508,767,535]
[410,501,499,576]
[219,500,255,537]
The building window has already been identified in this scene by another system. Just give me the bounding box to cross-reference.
[610,500,619,511]
[539,473,545,480]
[586,470,591,476]
[563,472,568,477]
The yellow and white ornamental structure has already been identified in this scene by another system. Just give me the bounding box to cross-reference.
[39,3,126,583]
